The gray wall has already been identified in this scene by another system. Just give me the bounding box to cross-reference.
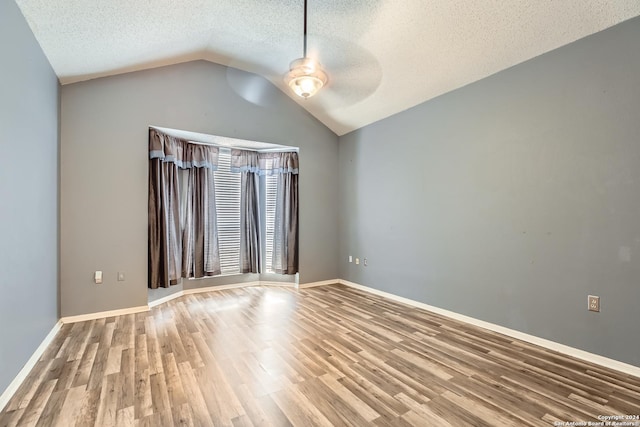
[339,17,640,366]
[61,61,339,317]
[0,0,59,394]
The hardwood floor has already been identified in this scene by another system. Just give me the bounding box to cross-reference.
[1,284,639,426]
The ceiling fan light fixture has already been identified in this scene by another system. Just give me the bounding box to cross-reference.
[284,0,327,99]
[285,57,327,99]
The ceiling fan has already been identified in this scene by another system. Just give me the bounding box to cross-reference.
[226,0,382,110]
[283,0,328,99]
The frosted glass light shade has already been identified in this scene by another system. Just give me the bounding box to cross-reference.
[284,57,328,99]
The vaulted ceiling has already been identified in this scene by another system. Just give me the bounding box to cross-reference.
[15,0,640,135]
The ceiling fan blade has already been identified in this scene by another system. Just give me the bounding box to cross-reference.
[225,65,282,107]
[310,36,383,108]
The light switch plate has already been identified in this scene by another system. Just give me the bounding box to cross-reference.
[117,272,125,281]
[94,271,103,284]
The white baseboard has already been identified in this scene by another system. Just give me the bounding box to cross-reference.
[0,320,63,412]
[148,291,184,307]
[60,305,150,324]
[160,280,297,301]
[337,279,640,379]
[183,281,261,295]
[149,282,259,306]
[299,279,340,289]
[260,281,297,288]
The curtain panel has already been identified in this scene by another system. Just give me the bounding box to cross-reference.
[148,158,182,288]
[148,128,221,288]
[260,151,299,275]
[272,168,299,274]
[182,167,221,278]
[231,149,261,273]
[230,149,299,275]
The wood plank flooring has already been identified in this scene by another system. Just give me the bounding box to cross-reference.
[1,284,639,426]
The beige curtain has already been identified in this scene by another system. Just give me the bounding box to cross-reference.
[148,157,181,288]
[231,149,261,273]
[240,170,261,273]
[182,166,221,278]
[259,152,299,275]
[272,171,299,274]
[148,128,220,288]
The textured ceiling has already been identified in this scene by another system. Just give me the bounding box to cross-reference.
[15,0,640,135]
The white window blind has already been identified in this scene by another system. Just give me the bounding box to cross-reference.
[264,173,278,273]
[214,150,241,275]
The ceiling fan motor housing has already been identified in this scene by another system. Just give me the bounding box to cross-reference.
[285,57,328,99]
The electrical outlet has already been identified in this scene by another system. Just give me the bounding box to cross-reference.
[363,258,368,266]
[588,295,600,312]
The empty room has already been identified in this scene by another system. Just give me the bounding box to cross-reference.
[1,0,640,426]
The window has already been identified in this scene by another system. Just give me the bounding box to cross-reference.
[214,150,241,275]
[149,128,299,289]
[264,173,278,273]
[183,149,285,276]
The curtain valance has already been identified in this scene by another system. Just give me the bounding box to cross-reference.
[230,149,260,173]
[258,152,299,176]
[230,149,299,176]
[149,128,219,170]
